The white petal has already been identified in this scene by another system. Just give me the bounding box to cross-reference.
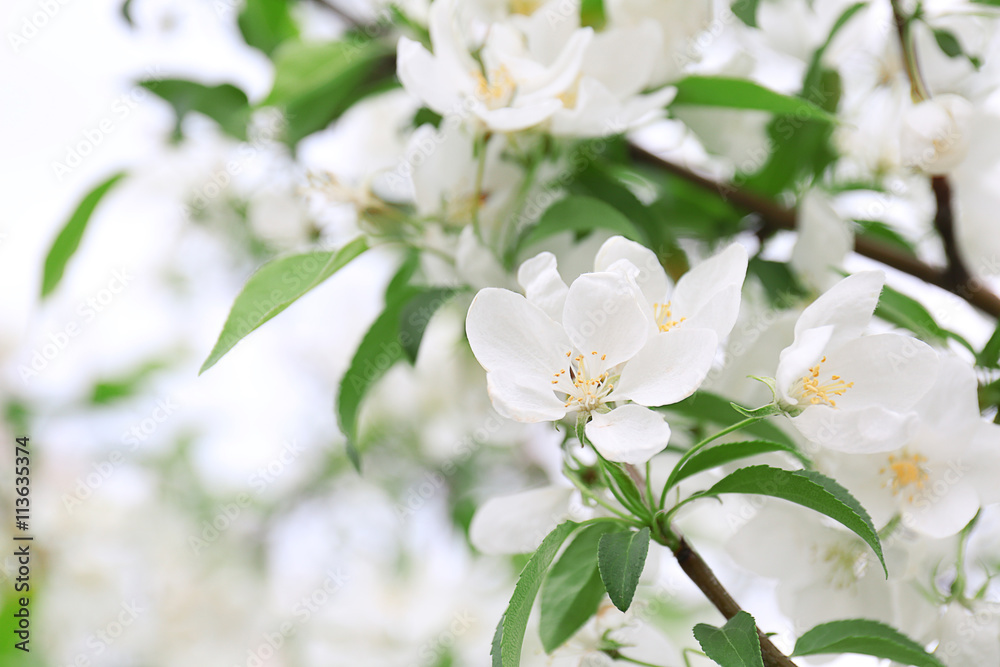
[396,37,462,115]
[594,236,669,308]
[456,226,511,290]
[793,271,884,347]
[517,28,593,103]
[790,190,854,292]
[582,21,661,98]
[614,328,718,406]
[671,243,748,339]
[776,324,834,404]
[822,334,938,412]
[466,288,570,380]
[474,100,563,132]
[586,404,671,465]
[562,271,649,369]
[486,369,568,422]
[967,422,1000,506]
[790,404,916,453]
[900,94,974,175]
[902,467,979,538]
[517,251,568,322]
[470,486,574,554]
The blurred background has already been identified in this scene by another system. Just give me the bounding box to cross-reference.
[4,0,999,665]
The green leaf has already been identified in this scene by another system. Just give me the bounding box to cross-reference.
[977,320,1000,368]
[265,38,396,147]
[658,392,796,447]
[597,456,650,519]
[598,527,650,612]
[580,0,607,29]
[740,3,864,195]
[539,523,621,652]
[493,522,580,667]
[141,79,250,141]
[875,284,975,353]
[979,378,1000,412]
[747,257,807,307]
[693,611,765,667]
[200,237,368,374]
[398,288,455,364]
[41,172,127,299]
[855,219,918,257]
[704,465,886,575]
[933,27,963,58]
[792,619,945,667]
[670,440,812,486]
[520,196,644,249]
[238,0,299,56]
[335,260,449,469]
[91,358,171,404]
[731,0,760,27]
[564,162,689,278]
[671,76,836,122]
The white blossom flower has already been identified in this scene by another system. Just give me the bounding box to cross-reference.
[727,502,934,632]
[397,0,592,132]
[776,271,939,453]
[900,94,975,175]
[466,242,744,464]
[930,602,1000,667]
[593,236,749,341]
[822,355,1000,537]
[396,0,674,136]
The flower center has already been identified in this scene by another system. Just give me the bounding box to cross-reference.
[879,450,929,502]
[552,350,614,412]
[473,66,515,109]
[653,302,685,332]
[510,0,542,14]
[797,356,853,408]
[813,541,868,590]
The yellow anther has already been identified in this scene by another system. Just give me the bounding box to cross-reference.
[473,66,515,109]
[881,451,929,498]
[798,357,853,408]
[653,301,686,332]
[510,0,542,14]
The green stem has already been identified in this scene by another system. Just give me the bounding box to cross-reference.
[606,651,674,667]
[658,415,765,509]
[501,154,540,268]
[564,465,641,524]
[471,132,488,245]
[891,0,931,101]
[645,460,657,509]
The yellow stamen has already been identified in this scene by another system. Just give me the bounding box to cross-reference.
[473,66,515,109]
[653,301,686,332]
[880,451,929,502]
[798,356,854,408]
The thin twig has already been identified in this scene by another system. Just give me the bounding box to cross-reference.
[626,143,1000,318]
[673,538,798,667]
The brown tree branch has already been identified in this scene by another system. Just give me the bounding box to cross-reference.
[673,538,797,667]
[627,143,1000,318]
